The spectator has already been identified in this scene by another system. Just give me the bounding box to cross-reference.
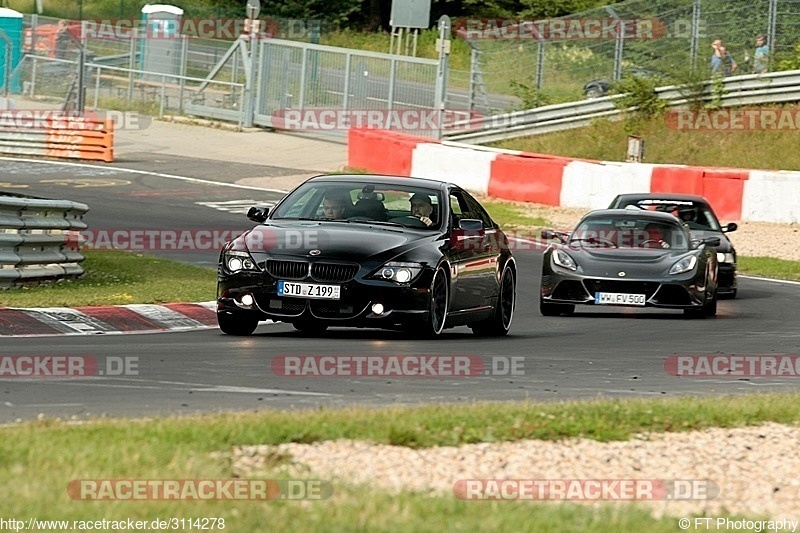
[711,40,737,77]
[55,20,71,59]
[751,34,769,74]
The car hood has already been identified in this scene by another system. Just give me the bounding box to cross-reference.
[228,221,438,262]
[567,247,692,278]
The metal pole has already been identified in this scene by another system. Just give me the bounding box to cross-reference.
[690,0,701,73]
[160,74,166,118]
[768,0,777,66]
[298,47,307,109]
[77,20,87,113]
[613,20,625,81]
[243,31,258,127]
[343,53,351,110]
[434,16,451,140]
[128,27,136,101]
[94,65,100,108]
[387,57,396,111]
[536,40,545,90]
[469,48,477,112]
[178,35,187,112]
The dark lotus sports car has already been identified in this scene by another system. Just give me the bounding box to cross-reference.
[540,209,720,318]
[216,175,516,336]
[607,193,738,298]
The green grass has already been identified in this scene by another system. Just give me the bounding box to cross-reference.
[494,109,800,171]
[0,250,216,308]
[738,256,800,281]
[1,394,797,529]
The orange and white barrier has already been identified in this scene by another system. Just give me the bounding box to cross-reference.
[0,111,114,162]
[348,129,800,224]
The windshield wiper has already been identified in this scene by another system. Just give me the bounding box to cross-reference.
[569,237,617,248]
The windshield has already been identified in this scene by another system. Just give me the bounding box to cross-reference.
[570,216,689,250]
[621,199,722,231]
[270,181,443,229]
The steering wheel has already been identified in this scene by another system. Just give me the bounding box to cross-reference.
[388,216,429,228]
[641,239,670,249]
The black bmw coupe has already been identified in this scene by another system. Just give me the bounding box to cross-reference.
[217,175,516,336]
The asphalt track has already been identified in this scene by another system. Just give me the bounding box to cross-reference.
[2,158,799,422]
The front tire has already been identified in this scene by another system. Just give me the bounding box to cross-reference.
[473,265,515,336]
[422,266,449,337]
[218,312,259,336]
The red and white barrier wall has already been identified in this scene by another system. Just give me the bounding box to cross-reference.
[348,129,799,224]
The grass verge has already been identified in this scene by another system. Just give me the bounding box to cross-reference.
[493,111,800,171]
[2,393,797,529]
[738,256,800,281]
[0,250,216,308]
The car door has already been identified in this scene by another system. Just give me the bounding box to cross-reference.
[445,188,499,312]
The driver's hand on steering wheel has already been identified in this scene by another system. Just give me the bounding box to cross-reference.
[417,216,433,226]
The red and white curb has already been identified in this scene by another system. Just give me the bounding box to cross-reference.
[0,301,223,337]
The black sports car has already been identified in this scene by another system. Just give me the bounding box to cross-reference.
[216,175,516,336]
[540,209,720,318]
[607,194,737,298]
[583,68,662,98]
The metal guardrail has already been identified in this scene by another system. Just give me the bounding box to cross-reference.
[443,70,800,144]
[0,195,89,288]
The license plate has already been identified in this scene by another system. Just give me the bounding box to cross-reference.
[594,292,646,306]
[278,281,340,300]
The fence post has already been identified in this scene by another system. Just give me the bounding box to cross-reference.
[343,52,351,110]
[536,40,545,90]
[613,20,625,81]
[690,0,701,73]
[243,33,258,127]
[434,15,451,140]
[387,57,396,111]
[94,65,101,108]
[298,46,307,109]
[128,27,136,101]
[179,35,187,112]
[767,0,777,65]
[469,48,478,111]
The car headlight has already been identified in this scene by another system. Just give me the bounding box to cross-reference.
[224,250,260,272]
[716,252,735,264]
[370,261,423,283]
[552,249,577,271]
[669,255,697,275]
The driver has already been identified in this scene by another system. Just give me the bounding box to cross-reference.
[321,191,353,220]
[409,193,435,226]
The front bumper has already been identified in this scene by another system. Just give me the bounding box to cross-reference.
[541,273,708,310]
[217,270,434,328]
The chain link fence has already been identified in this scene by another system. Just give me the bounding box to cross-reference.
[465,0,800,110]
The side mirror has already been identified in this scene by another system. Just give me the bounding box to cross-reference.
[247,206,269,223]
[458,219,484,231]
[541,229,567,243]
[723,222,738,233]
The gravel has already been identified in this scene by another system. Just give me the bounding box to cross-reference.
[233,423,800,520]
[476,198,800,262]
